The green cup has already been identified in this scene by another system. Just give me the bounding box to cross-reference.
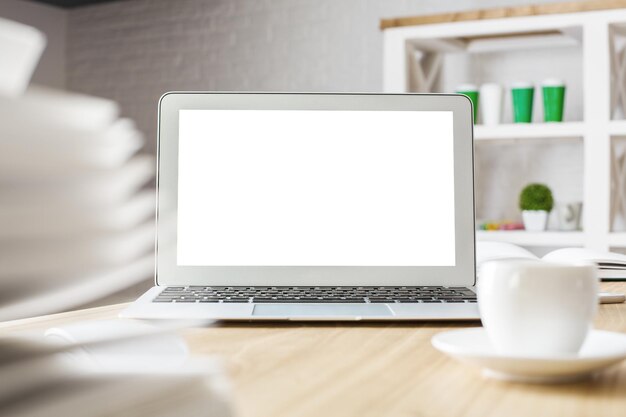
[456,84,479,124]
[511,82,534,123]
[542,79,566,122]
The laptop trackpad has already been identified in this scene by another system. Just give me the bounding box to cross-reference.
[252,304,393,318]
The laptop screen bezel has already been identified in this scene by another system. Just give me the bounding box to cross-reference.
[155,92,476,287]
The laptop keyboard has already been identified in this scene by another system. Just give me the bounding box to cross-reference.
[152,286,477,304]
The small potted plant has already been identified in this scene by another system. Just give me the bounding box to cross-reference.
[519,183,554,232]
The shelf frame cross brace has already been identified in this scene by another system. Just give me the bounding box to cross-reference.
[610,26,626,119]
[405,43,443,93]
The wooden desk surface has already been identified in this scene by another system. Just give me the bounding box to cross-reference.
[1,282,625,417]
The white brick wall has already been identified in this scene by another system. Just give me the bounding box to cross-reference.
[67,0,579,224]
[67,0,567,153]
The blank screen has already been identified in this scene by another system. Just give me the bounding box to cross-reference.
[177,109,455,266]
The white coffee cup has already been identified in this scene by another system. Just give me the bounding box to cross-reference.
[479,83,503,125]
[478,260,598,356]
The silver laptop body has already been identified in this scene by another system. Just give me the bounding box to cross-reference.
[122,92,479,321]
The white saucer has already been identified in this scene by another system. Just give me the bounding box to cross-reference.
[432,328,626,383]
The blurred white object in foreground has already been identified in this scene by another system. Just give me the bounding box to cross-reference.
[0,19,155,321]
[0,320,232,417]
[0,17,45,97]
[0,18,231,417]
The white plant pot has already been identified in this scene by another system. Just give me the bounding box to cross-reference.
[522,210,549,232]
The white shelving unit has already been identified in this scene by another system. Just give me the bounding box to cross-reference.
[382,4,626,251]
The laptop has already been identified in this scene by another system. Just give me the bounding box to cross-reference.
[121,92,479,321]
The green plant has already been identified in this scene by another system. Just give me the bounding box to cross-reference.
[519,183,554,212]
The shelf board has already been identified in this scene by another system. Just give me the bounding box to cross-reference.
[608,120,626,136]
[408,32,579,54]
[474,121,585,141]
[476,230,585,246]
[607,232,626,247]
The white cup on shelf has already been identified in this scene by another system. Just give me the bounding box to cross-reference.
[478,260,598,357]
[557,202,583,231]
[479,83,503,125]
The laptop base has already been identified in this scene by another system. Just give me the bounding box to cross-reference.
[121,286,481,321]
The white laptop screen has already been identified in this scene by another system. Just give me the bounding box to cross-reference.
[176,109,455,267]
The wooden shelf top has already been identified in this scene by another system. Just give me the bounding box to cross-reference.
[380,0,626,30]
